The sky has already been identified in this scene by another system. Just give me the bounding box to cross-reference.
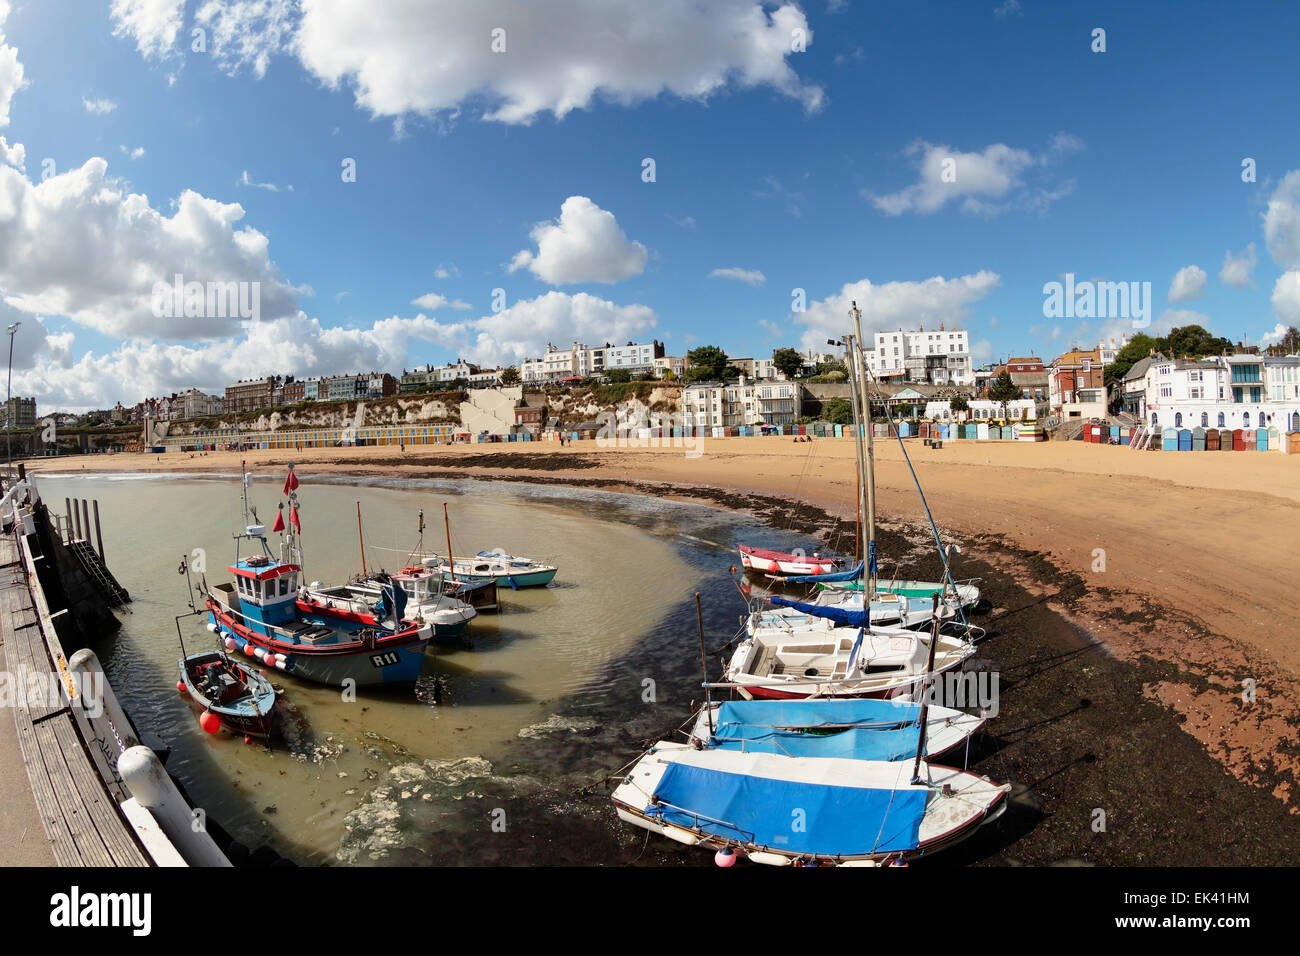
[2,0,1300,412]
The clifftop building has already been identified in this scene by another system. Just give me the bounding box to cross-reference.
[864,326,973,387]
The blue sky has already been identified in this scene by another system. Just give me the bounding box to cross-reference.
[2,0,1299,410]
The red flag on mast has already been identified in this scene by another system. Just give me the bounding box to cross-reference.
[283,463,299,496]
[271,503,286,533]
[289,503,301,534]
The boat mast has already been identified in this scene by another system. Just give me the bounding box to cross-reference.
[849,301,877,598]
[442,502,457,582]
[356,501,368,576]
[842,332,871,594]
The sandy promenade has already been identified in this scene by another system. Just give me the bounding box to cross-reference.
[24,435,1300,816]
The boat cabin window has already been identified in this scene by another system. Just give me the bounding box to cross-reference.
[279,577,289,597]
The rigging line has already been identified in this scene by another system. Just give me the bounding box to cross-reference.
[860,353,968,630]
[777,436,819,536]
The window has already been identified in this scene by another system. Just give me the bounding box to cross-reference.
[1200,412,1208,427]
[1218,412,1225,427]
[1175,412,1183,427]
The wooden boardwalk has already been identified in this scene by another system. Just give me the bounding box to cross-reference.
[0,533,147,866]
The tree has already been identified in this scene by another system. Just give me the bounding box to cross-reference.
[1103,333,1160,385]
[987,371,1022,419]
[607,369,632,383]
[1163,324,1233,359]
[1265,326,1300,356]
[499,366,520,386]
[949,395,970,420]
[686,345,730,380]
[773,347,804,380]
[822,397,853,425]
[816,358,849,377]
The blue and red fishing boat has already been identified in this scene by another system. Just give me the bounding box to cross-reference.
[204,464,432,688]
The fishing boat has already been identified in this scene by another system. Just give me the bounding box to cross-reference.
[204,465,433,688]
[436,552,558,589]
[738,545,843,577]
[611,742,1009,865]
[689,698,985,762]
[304,559,477,641]
[723,622,974,700]
[178,648,278,738]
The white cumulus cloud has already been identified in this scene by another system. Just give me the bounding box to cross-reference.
[792,271,1001,354]
[508,196,647,285]
[1167,264,1207,303]
[410,292,471,312]
[1264,170,1300,270]
[83,96,117,115]
[110,0,186,60]
[1271,271,1300,327]
[708,267,765,287]
[0,156,302,339]
[1219,243,1256,289]
[867,139,1079,217]
[0,1,27,128]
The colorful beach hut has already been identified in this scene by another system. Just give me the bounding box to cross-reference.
[1161,428,1178,451]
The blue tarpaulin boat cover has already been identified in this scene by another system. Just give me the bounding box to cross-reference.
[715,698,921,728]
[709,720,921,762]
[787,560,864,583]
[646,762,926,855]
[769,596,868,627]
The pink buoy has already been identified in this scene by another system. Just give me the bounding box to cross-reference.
[223,637,236,651]
[715,848,737,868]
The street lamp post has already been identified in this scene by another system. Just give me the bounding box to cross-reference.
[5,321,18,483]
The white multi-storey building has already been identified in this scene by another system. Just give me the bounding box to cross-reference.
[682,377,800,428]
[521,340,666,382]
[864,326,973,387]
[1142,353,1300,434]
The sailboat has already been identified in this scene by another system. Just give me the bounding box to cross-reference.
[750,301,980,619]
[203,464,433,687]
[611,743,1009,865]
[614,595,1008,865]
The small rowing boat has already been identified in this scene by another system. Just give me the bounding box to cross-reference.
[738,545,842,577]
[178,649,277,738]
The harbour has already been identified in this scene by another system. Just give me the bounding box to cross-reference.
[9,447,1300,867]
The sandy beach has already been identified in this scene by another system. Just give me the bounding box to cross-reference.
[25,436,1300,852]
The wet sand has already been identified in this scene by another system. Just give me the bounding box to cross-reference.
[26,436,1300,864]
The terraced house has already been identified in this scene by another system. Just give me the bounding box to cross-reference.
[1142,353,1300,438]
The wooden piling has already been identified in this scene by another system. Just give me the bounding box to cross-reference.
[93,499,104,563]
[81,499,90,546]
[72,498,81,539]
